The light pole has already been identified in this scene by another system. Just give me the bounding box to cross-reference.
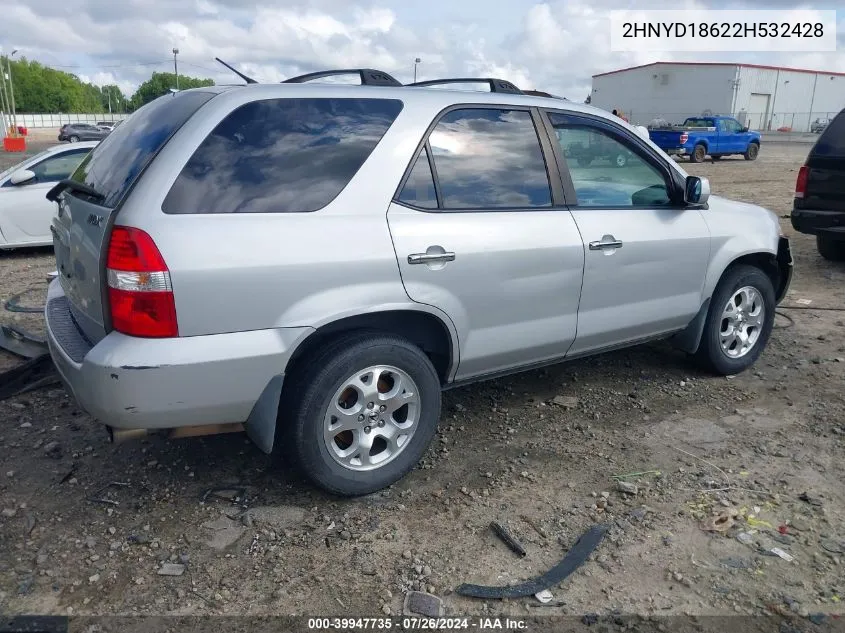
[413,57,421,83]
[7,50,18,134]
[0,53,10,135]
[172,48,180,90]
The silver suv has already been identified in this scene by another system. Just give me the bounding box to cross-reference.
[45,70,793,496]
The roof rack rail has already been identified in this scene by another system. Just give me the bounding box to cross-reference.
[407,78,523,94]
[214,58,257,84]
[282,69,402,86]
[522,90,568,100]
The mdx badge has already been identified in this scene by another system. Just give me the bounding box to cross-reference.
[86,213,104,227]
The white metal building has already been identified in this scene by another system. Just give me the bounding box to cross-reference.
[591,62,845,133]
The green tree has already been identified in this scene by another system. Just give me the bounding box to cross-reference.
[129,72,214,110]
[100,84,127,114]
[2,57,110,113]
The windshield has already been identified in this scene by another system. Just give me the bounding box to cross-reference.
[70,90,216,207]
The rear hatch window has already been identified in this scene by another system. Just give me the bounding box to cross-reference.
[70,90,217,208]
[803,109,845,212]
[811,110,845,158]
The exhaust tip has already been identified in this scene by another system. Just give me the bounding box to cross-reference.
[107,426,150,444]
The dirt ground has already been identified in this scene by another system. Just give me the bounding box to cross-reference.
[0,139,843,625]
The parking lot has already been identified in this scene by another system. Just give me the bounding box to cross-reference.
[0,139,843,620]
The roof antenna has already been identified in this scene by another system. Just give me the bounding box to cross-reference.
[214,57,257,84]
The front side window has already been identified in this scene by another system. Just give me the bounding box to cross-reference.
[31,150,91,184]
[426,108,552,209]
[548,113,672,208]
[163,98,403,214]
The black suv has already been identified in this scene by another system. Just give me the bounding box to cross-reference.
[792,109,845,261]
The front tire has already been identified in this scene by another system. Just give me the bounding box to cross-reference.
[817,235,845,261]
[614,153,628,168]
[694,265,775,375]
[282,333,441,496]
[744,142,759,160]
[69,135,79,143]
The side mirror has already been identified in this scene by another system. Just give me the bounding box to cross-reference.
[741,126,749,133]
[684,176,710,206]
[9,169,36,186]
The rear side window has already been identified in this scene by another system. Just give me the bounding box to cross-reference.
[813,111,845,157]
[71,91,214,207]
[425,108,552,209]
[162,98,403,214]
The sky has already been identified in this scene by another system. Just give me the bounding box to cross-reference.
[0,0,842,102]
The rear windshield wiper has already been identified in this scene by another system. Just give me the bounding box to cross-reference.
[46,179,105,203]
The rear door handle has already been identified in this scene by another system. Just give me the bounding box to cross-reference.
[588,236,623,250]
[408,252,456,264]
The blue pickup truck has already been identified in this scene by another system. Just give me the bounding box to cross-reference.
[648,116,761,163]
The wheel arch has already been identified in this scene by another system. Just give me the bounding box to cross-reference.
[674,248,785,354]
[283,308,458,387]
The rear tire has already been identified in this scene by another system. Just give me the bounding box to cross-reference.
[817,235,845,261]
[69,135,79,143]
[744,142,759,160]
[614,153,628,168]
[690,144,706,163]
[694,265,775,376]
[281,333,441,496]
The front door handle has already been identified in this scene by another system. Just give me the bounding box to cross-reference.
[588,235,623,250]
[408,252,456,265]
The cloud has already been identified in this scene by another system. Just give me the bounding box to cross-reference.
[0,0,842,101]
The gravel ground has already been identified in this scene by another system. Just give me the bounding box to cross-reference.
[0,140,843,623]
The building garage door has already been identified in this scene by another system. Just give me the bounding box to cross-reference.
[748,93,770,131]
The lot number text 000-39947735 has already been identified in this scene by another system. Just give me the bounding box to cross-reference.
[610,10,836,52]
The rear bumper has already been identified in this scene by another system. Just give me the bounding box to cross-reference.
[791,208,845,237]
[664,148,687,155]
[45,279,312,430]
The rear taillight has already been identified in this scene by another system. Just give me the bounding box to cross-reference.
[106,226,178,338]
[794,165,809,199]
[680,132,689,145]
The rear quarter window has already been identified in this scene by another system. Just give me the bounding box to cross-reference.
[813,111,845,157]
[162,98,404,214]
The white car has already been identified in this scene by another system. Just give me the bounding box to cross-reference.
[0,142,97,248]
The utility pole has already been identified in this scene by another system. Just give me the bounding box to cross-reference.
[108,89,112,115]
[413,57,421,83]
[172,48,180,90]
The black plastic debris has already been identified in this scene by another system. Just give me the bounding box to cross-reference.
[0,355,59,402]
[455,524,607,599]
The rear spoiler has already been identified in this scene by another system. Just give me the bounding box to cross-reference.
[46,179,104,203]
